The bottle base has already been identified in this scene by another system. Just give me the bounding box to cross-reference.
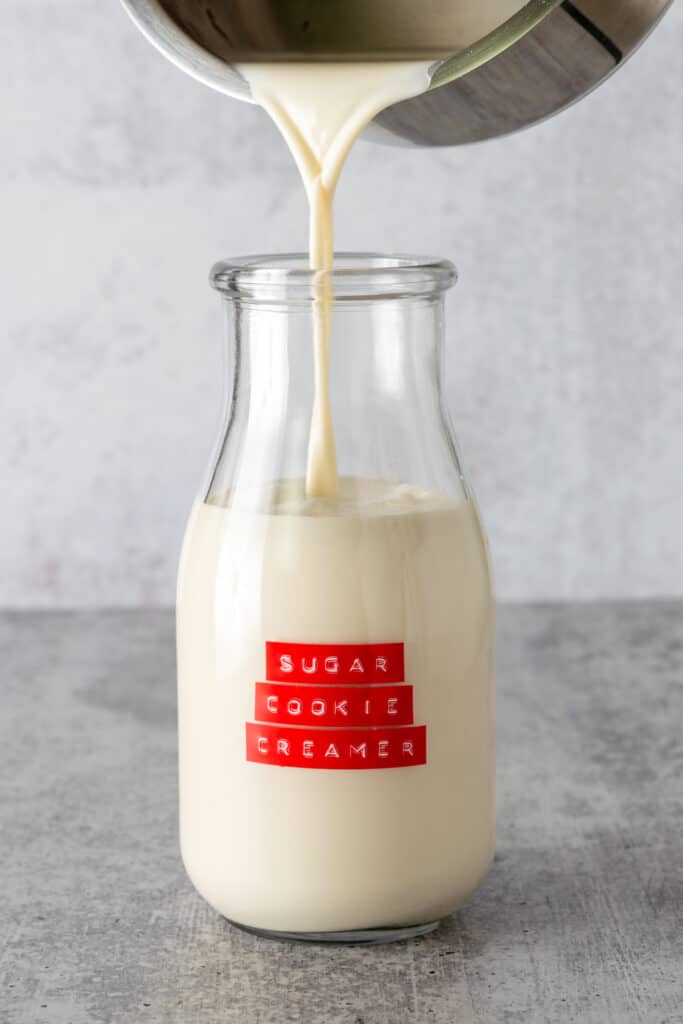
[227,918,442,945]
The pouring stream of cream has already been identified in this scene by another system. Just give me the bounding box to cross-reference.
[238,62,432,497]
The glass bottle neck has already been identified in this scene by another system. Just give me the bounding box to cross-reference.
[204,254,466,511]
[206,294,467,510]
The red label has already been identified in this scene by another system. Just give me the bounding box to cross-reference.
[246,723,427,770]
[246,640,426,771]
[265,641,405,684]
[254,682,414,727]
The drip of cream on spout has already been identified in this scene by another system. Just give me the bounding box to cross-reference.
[238,61,432,498]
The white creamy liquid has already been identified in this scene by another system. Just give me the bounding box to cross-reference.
[239,62,432,498]
[178,60,496,934]
[177,480,494,933]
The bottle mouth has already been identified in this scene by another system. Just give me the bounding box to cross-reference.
[210,253,456,303]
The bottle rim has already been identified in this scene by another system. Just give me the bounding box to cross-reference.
[210,253,457,303]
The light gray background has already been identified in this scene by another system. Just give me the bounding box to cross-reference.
[2,2,682,607]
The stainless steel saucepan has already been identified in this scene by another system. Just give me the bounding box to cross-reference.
[119,0,674,145]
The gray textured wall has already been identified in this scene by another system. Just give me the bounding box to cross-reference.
[2,2,682,607]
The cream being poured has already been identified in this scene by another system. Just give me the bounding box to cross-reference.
[238,61,432,498]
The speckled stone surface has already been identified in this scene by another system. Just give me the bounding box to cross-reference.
[2,3,683,606]
[1,603,682,1023]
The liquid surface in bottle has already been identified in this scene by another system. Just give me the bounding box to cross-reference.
[238,62,432,498]
[177,478,494,933]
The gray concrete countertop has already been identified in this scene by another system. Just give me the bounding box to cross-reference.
[1,604,682,1024]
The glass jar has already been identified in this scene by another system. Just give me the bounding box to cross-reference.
[176,254,495,943]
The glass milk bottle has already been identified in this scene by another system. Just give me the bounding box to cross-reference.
[177,254,495,942]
